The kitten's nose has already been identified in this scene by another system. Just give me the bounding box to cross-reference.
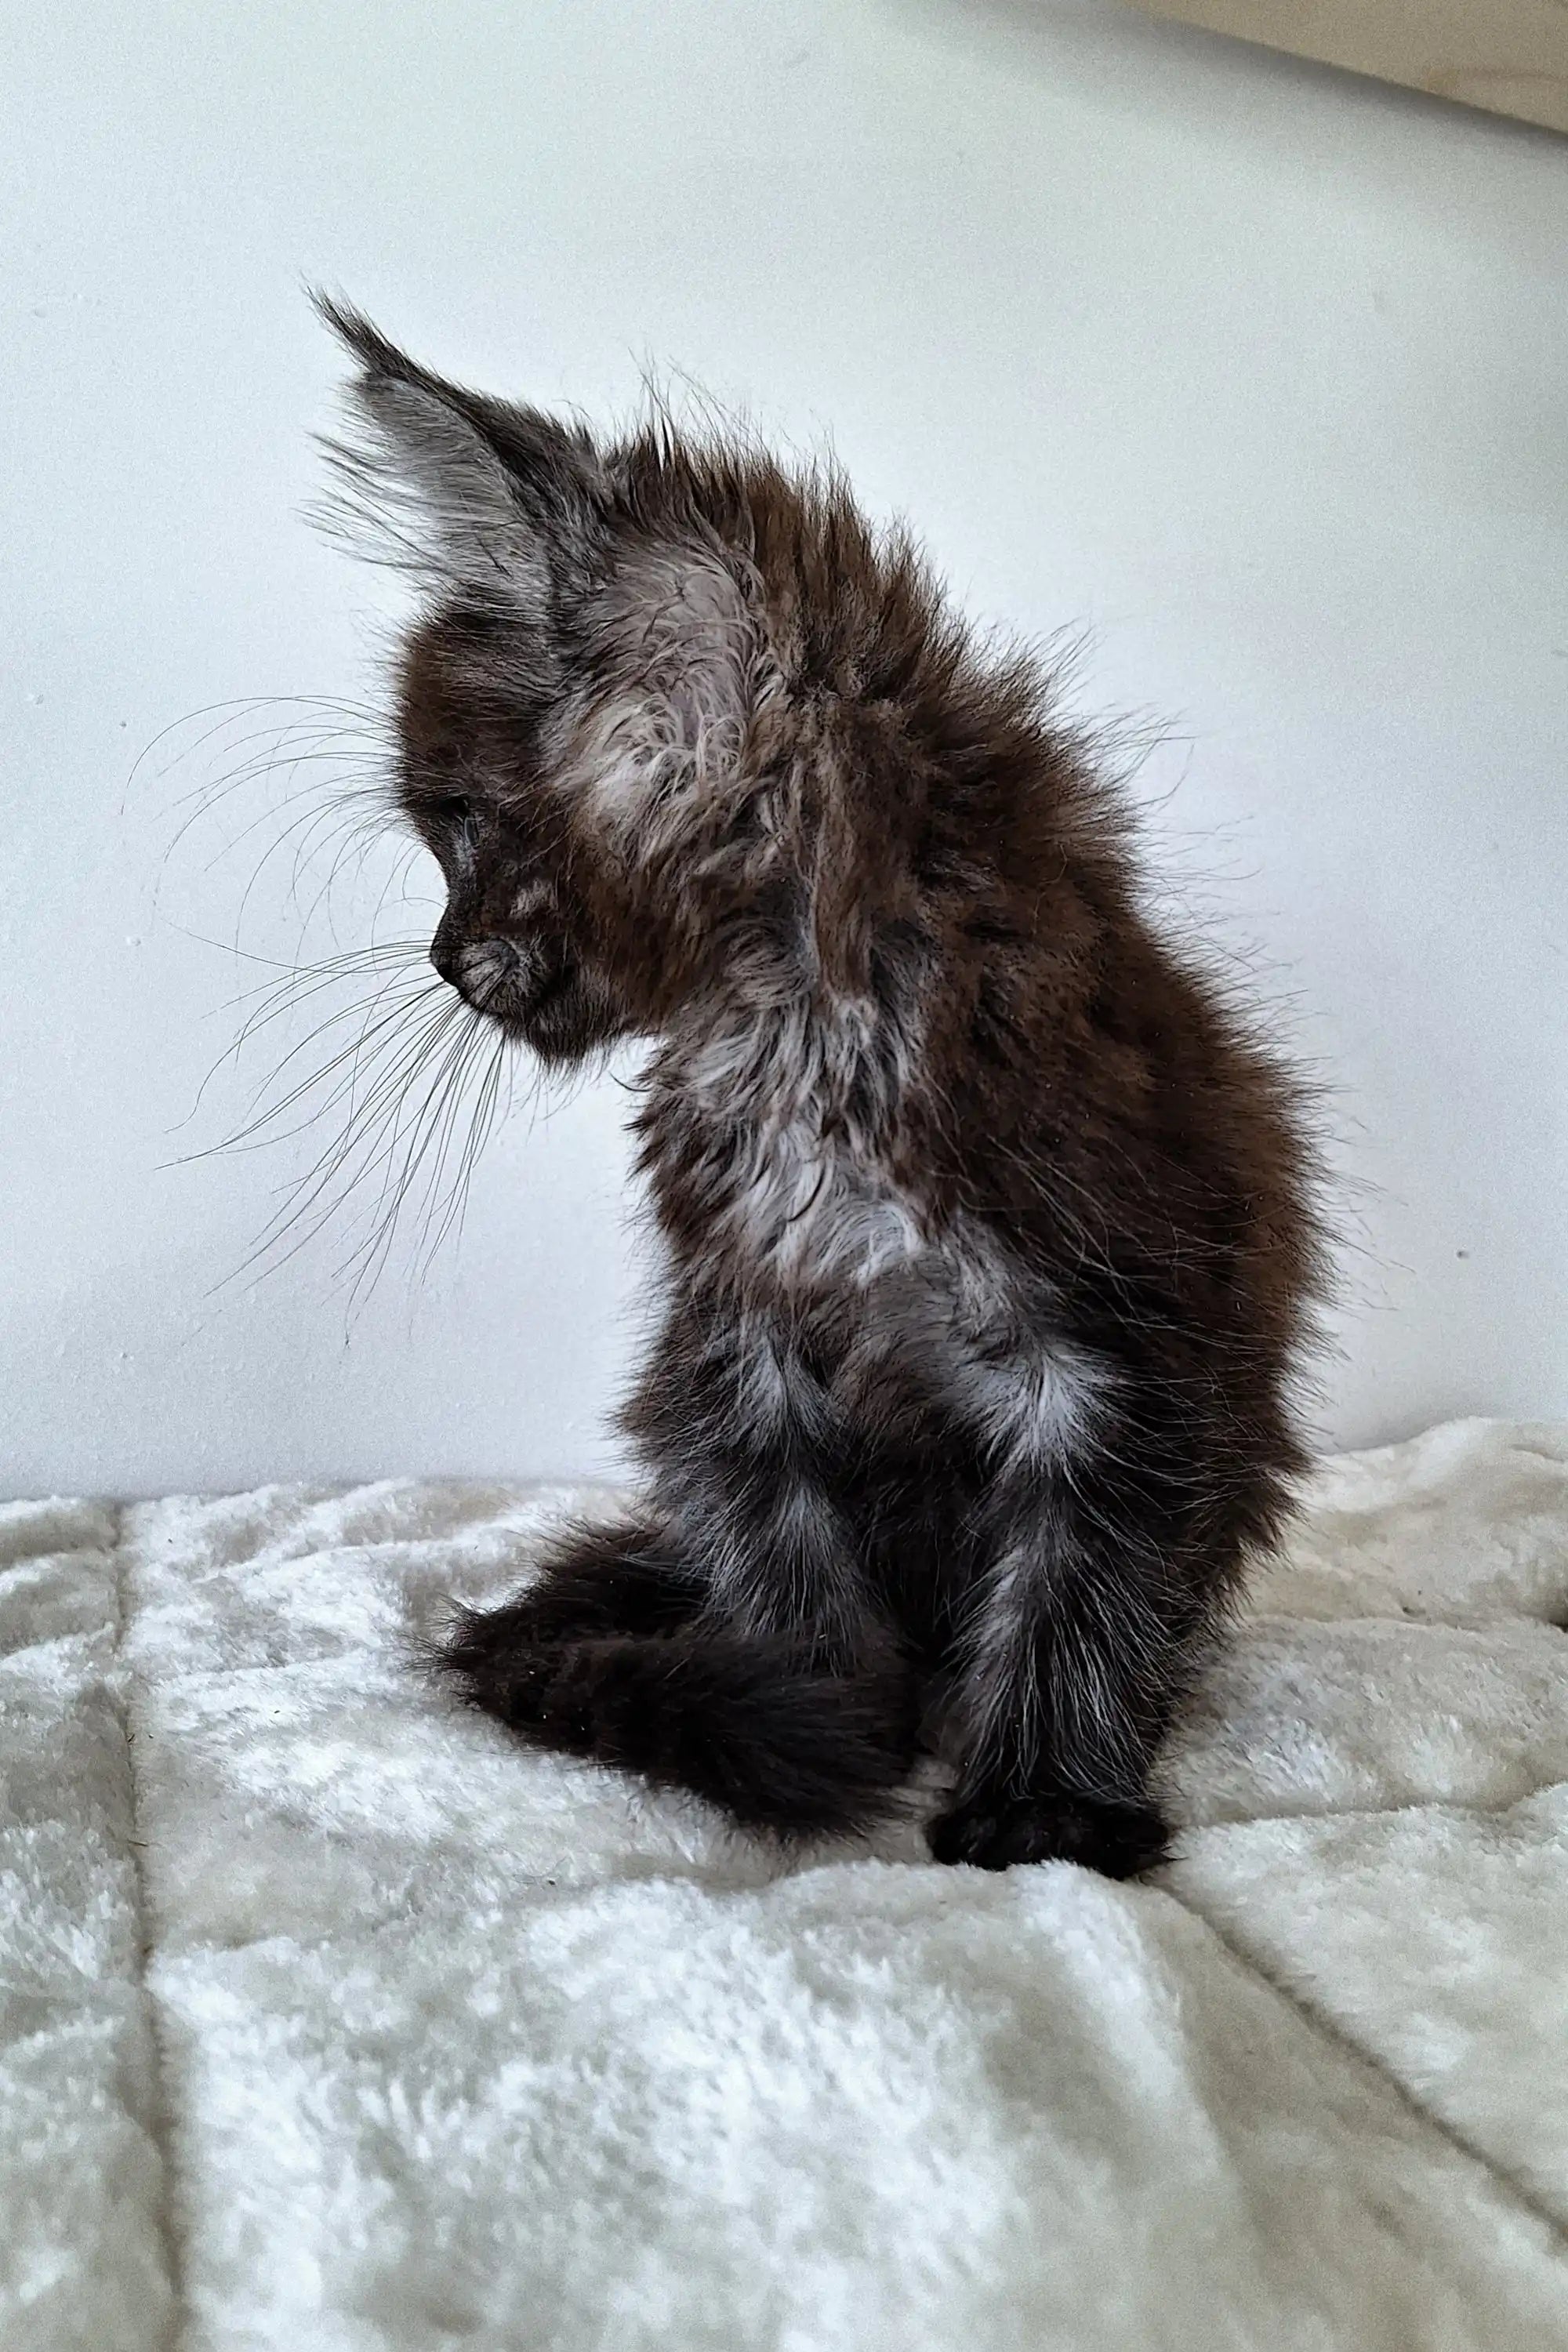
[429,920,463,989]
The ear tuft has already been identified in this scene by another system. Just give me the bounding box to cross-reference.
[310,292,608,604]
[310,289,423,385]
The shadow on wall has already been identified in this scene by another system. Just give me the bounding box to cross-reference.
[897,2,1566,194]
[893,0,1568,526]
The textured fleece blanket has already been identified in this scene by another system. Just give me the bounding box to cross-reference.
[3,1419,1567,2352]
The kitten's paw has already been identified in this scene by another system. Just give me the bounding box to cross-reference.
[441,1624,618,1752]
[927,1791,1170,1878]
[437,1530,703,1686]
[440,1610,565,1719]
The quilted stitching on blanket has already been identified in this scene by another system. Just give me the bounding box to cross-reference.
[2,1421,1566,2350]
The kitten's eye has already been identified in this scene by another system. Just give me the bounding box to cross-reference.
[425,794,473,827]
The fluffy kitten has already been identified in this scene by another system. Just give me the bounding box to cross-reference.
[318,299,1323,1876]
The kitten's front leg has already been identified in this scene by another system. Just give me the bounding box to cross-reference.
[928,1461,1212,1878]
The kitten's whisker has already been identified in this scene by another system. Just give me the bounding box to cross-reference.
[224,998,467,1285]
[289,804,412,946]
[405,1022,485,1266]
[218,981,445,1138]
[209,788,394,940]
[336,1012,485,1305]
[181,968,446,1167]
[125,694,384,815]
[422,1028,509,1272]
[424,1020,506,1261]
[163,923,422,976]
[224,953,430,1051]
[157,732,384,874]
[209,938,430,1018]
[174,964,435,1139]
[278,1000,467,1203]
[190,981,448,1157]
[167,729,381,818]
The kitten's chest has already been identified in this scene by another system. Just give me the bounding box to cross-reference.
[712,1111,922,1289]
[687,1231,1107,1488]
[652,1005,927,1293]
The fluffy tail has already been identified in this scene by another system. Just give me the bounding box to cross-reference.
[437,1614,921,1841]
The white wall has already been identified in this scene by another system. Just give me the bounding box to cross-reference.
[5,0,1566,1498]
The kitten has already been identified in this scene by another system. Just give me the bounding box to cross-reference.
[317,298,1324,1876]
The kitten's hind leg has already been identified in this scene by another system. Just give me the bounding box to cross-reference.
[436,1515,921,1842]
[439,1515,706,1708]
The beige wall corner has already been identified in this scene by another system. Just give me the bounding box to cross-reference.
[1125,0,1568,133]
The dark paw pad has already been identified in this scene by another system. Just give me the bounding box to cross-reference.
[927,1792,1170,1878]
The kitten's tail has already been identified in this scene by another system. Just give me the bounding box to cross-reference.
[437,1616,920,1842]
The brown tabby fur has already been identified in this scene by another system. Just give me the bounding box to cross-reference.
[317,297,1325,1875]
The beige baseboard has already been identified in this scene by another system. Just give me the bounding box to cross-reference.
[1125,0,1568,133]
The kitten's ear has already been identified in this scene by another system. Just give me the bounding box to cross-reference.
[312,294,608,604]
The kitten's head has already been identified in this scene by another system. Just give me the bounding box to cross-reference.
[318,299,944,1064]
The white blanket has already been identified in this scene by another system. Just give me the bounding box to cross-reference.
[4,1418,1567,2350]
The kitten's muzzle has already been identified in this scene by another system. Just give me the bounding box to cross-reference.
[431,930,566,1024]
[456,936,528,1011]
[430,927,606,1058]
[430,913,626,1062]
